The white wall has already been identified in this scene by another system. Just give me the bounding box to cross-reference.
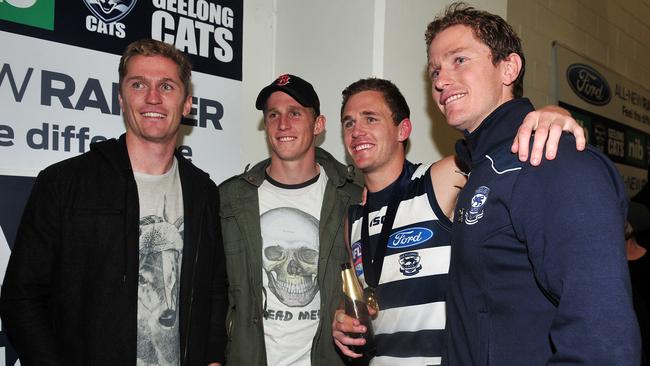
[238,0,507,179]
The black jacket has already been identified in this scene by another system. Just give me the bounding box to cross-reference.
[0,135,227,365]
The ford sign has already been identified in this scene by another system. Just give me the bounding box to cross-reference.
[388,227,433,249]
[566,63,611,106]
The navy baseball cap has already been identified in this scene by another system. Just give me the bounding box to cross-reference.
[255,74,321,116]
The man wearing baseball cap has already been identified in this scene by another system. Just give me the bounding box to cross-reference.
[219,74,361,365]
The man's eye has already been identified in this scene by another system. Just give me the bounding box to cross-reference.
[343,120,354,129]
[161,83,173,91]
[455,57,467,64]
[290,111,301,117]
[132,81,144,89]
[431,70,440,80]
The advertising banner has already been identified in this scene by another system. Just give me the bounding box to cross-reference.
[0,1,243,363]
[554,42,649,196]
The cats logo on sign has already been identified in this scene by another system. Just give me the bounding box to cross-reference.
[82,0,137,38]
[83,0,137,23]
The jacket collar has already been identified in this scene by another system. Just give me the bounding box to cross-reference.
[456,98,534,166]
[240,147,355,188]
[89,133,133,173]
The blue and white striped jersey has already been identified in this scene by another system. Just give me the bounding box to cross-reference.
[348,161,452,366]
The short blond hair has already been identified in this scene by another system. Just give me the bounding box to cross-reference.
[118,39,192,97]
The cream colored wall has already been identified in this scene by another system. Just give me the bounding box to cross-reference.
[238,0,506,179]
[508,0,650,108]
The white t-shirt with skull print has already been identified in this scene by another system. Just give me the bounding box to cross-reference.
[134,157,184,366]
[259,167,327,366]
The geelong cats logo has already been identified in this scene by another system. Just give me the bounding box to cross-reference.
[465,186,490,225]
[83,0,137,23]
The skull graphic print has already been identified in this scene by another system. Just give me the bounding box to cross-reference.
[261,207,319,307]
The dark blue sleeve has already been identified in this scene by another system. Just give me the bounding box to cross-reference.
[511,139,641,365]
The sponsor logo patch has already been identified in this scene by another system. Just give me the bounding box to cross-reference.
[465,186,489,225]
[388,227,433,249]
[351,241,364,277]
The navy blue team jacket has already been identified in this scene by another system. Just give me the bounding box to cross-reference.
[446,98,641,365]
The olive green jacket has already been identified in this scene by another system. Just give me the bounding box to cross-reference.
[219,147,362,366]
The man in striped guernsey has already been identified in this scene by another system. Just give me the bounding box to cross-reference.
[331,78,585,366]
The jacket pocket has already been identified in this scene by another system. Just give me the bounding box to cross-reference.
[219,205,245,254]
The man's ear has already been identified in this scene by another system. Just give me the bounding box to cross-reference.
[182,94,192,116]
[314,114,326,135]
[397,118,412,142]
[501,52,523,86]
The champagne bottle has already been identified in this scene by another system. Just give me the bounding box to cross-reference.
[341,262,376,361]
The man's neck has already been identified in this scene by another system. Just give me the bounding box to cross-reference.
[363,155,404,193]
[126,134,177,175]
[267,151,320,185]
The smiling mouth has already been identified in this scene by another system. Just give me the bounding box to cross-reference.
[277,136,296,142]
[353,143,373,152]
[442,93,466,105]
[141,112,166,118]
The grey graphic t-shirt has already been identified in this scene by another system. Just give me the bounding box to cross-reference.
[134,158,184,366]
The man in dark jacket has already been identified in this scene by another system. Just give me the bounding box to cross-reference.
[0,39,227,366]
[426,3,640,365]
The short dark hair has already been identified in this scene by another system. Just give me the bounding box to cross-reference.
[425,2,525,98]
[340,78,410,125]
[118,39,192,97]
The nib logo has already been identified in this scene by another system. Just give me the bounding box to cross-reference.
[0,0,55,30]
[83,0,137,23]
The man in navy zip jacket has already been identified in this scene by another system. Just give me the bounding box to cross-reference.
[426,3,640,365]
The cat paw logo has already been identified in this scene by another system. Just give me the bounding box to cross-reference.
[83,0,137,23]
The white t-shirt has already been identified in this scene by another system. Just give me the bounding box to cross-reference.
[134,158,184,366]
[258,167,328,366]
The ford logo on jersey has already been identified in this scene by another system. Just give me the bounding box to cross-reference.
[566,63,611,106]
[388,227,433,248]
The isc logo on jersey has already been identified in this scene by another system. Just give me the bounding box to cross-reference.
[83,0,137,38]
[388,227,433,249]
